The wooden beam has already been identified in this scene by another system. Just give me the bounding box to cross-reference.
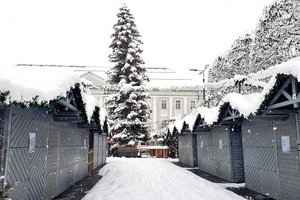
[222,114,241,122]
[282,90,292,100]
[268,97,300,110]
[291,78,299,108]
[268,75,294,106]
[57,99,79,112]
[261,109,297,115]
[228,109,233,116]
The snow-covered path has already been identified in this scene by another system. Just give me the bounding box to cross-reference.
[83,158,245,200]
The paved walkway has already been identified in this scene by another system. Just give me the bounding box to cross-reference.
[54,164,106,200]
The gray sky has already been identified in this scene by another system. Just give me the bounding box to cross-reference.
[0,0,274,71]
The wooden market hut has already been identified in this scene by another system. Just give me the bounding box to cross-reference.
[242,74,300,200]
[0,85,106,200]
[195,104,245,183]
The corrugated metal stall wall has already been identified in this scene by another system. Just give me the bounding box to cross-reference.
[242,119,280,199]
[197,132,215,175]
[243,116,300,200]
[45,121,89,199]
[275,115,300,200]
[197,126,244,183]
[0,108,9,190]
[213,126,244,183]
[4,107,49,200]
[93,133,107,169]
[178,134,197,167]
[0,107,92,200]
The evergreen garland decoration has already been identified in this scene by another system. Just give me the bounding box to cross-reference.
[181,121,190,133]
[102,117,109,136]
[92,106,101,131]
[72,83,88,122]
[192,114,203,132]
[0,184,13,200]
[0,83,89,119]
[0,91,9,103]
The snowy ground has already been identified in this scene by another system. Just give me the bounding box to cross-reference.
[83,157,245,200]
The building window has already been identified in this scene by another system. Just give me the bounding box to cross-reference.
[175,100,181,109]
[190,100,196,110]
[161,100,167,109]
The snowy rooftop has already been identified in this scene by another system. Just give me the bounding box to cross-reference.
[167,57,300,132]
[17,64,200,90]
[0,65,99,121]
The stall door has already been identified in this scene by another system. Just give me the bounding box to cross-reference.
[243,120,280,199]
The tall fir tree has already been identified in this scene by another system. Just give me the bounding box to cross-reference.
[105,5,150,145]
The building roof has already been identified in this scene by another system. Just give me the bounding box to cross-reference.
[17,64,201,90]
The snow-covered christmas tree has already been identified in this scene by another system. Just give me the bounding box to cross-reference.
[105,5,151,145]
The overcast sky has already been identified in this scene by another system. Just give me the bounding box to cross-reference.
[0,0,274,72]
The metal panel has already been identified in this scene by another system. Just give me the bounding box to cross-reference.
[244,166,260,193]
[196,126,244,183]
[178,134,197,167]
[0,106,91,199]
[93,133,99,169]
[100,136,103,165]
[213,127,232,181]
[9,108,49,148]
[44,172,57,200]
[275,114,300,200]
[0,108,10,190]
[6,148,47,200]
[102,136,107,164]
[197,133,215,174]
[230,130,244,182]
[242,119,280,200]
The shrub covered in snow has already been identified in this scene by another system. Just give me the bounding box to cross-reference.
[207,0,300,106]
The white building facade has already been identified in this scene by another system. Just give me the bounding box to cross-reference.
[90,87,201,133]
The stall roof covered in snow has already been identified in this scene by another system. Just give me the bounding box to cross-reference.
[165,57,300,133]
[0,65,99,121]
[17,64,200,90]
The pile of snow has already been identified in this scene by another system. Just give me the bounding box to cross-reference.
[0,66,80,103]
[0,65,99,121]
[83,158,244,200]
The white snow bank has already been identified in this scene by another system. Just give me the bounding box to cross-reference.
[219,92,263,118]
[174,118,184,133]
[167,122,175,134]
[248,56,300,81]
[83,158,244,200]
[196,106,219,125]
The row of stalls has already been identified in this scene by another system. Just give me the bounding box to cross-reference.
[0,66,107,200]
[165,58,300,200]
